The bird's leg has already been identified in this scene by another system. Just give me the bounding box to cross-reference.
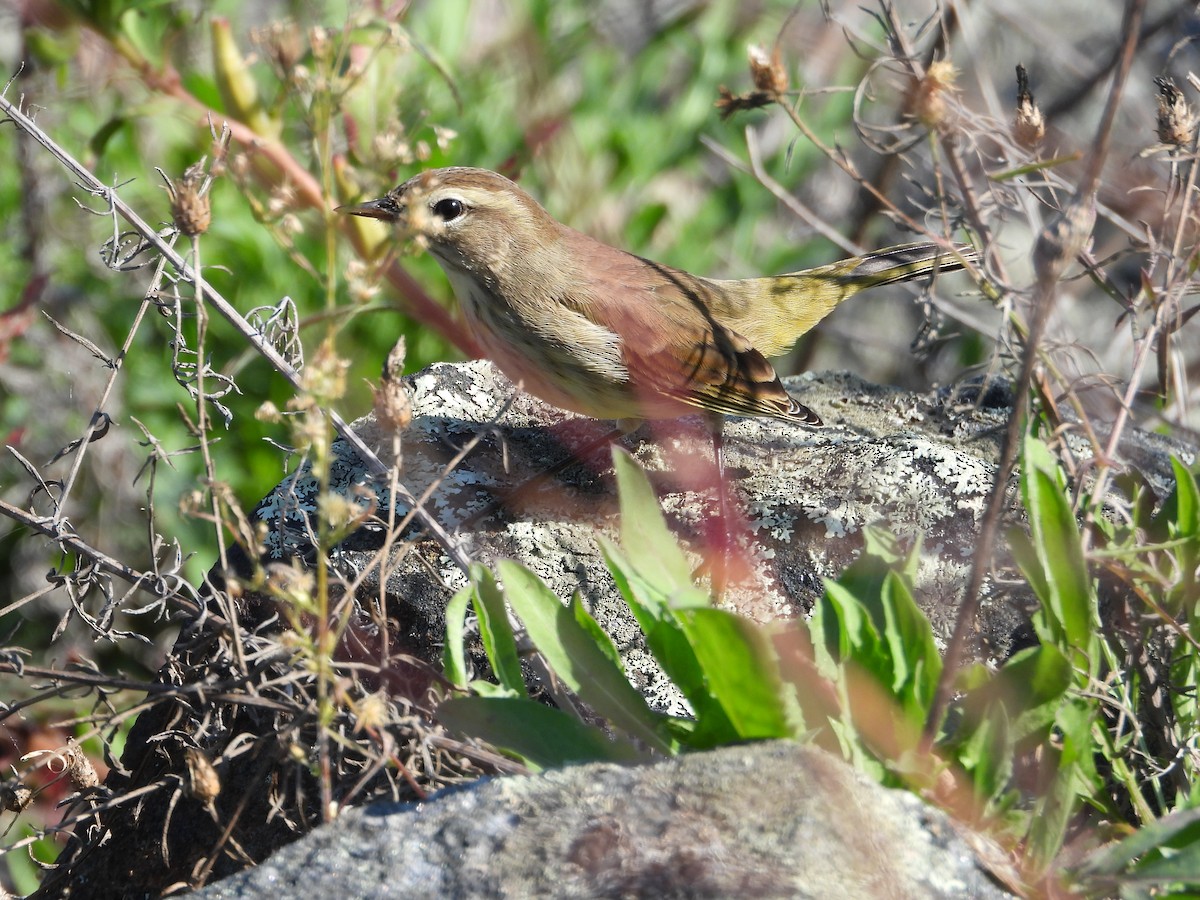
[704,413,733,597]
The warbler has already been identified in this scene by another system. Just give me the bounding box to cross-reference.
[340,167,971,512]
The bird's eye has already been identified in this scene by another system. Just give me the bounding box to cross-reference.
[432,198,465,222]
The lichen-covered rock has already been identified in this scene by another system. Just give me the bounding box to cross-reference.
[256,360,1036,712]
[45,361,1189,898]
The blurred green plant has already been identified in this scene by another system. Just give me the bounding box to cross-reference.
[442,439,1200,896]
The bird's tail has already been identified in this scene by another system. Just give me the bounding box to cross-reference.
[814,241,976,290]
[724,241,975,356]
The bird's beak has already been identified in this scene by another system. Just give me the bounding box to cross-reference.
[336,195,403,222]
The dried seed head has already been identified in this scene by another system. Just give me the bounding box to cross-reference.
[253,20,304,74]
[184,748,221,806]
[168,162,212,237]
[373,129,416,167]
[910,59,958,131]
[1156,76,1196,147]
[319,492,360,533]
[1013,64,1045,149]
[255,400,283,423]
[267,562,315,602]
[748,43,788,95]
[1,780,33,813]
[62,738,99,791]
[715,85,773,119]
[345,258,380,306]
[373,337,413,431]
[353,691,391,733]
[309,25,332,62]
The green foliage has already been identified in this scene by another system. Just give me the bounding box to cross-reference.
[811,528,941,776]
[438,697,643,771]
[443,440,1200,894]
[442,447,809,762]
[1074,806,1200,898]
[1010,432,1099,670]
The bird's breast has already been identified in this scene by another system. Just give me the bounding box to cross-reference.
[444,267,682,421]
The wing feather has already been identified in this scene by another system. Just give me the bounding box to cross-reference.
[571,247,822,425]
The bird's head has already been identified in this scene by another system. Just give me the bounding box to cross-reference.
[338,167,559,282]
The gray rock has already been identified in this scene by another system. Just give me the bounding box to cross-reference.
[258,360,1036,716]
[195,740,1015,900]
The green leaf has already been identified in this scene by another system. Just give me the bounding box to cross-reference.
[442,584,472,689]
[817,547,940,708]
[570,592,623,671]
[1019,434,1095,656]
[601,536,728,732]
[1159,457,1200,598]
[678,608,799,740]
[1001,645,1074,742]
[1075,806,1200,887]
[497,560,672,753]
[947,645,1072,806]
[1008,527,1051,608]
[1161,456,1200,538]
[954,700,1013,802]
[877,570,941,715]
[1025,699,1098,874]
[808,533,945,765]
[438,697,644,770]
[816,579,879,665]
[611,446,694,597]
[470,564,525,695]
[626,201,669,248]
[88,117,129,160]
[469,680,517,698]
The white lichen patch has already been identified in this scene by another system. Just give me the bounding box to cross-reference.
[735,433,997,551]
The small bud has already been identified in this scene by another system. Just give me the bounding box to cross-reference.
[268,562,315,604]
[279,213,304,236]
[1,780,33,813]
[167,162,212,237]
[184,748,221,806]
[353,691,390,733]
[255,400,282,422]
[1013,64,1045,149]
[309,26,332,63]
[748,43,788,95]
[255,21,304,75]
[345,258,380,305]
[372,129,414,166]
[1155,76,1196,147]
[909,59,958,131]
[319,492,359,532]
[373,337,413,431]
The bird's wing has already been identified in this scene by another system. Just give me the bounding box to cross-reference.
[626,312,822,425]
[577,252,822,425]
